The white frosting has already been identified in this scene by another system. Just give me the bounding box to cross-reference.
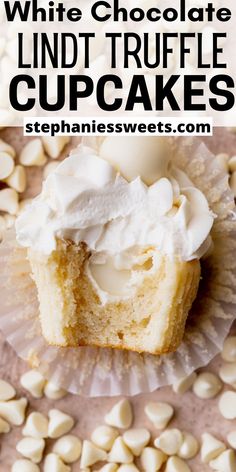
[16,139,214,304]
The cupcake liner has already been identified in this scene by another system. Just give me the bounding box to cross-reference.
[0,137,236,397]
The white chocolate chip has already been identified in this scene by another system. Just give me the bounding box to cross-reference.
[219,391,236,419]
[98,465,118,472]
[222,337,236,362]
[201,433,226,463]
[229,157,236,173]
[48,409,74,439]
[144,402,174,429]
[43,453,71,472]
[178,432,199,460]
[0,397,27,425]
[6,165,27,193]
[173,373,197,395]
[123,428,150,456]
[164,456,191,472]
[91,425,119,451]
[192,372,222,399]
[140,447,167,472]
[108,437,133,464]
[216,153,229,172]
[105,400,133,429]
[20,139,47,167]
[230,172,236,198]
[0,152,14,179]
[12,459,40,472]
[42,137,70,159]
[117,465,139,472]
[0,139,16,158]
[80,440,107,468]
[4,214,16,229]
[219,363,236,387]
[100,136,171,185]
[0,379,16,401]
[43,161,60,179]
[44,380,67,400]
[0,417,10,433]
[53,435,81,463]
[23,412,48,439]
[20,370,46,399]
[0,188,19,215]
[209,449,236,472]
[227,431,236,449]
[154,429,183,456]
[16,437,45,464]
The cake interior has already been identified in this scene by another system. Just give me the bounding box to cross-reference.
[28,240,201,355]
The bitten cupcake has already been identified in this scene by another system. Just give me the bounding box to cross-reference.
[16,137,214,355]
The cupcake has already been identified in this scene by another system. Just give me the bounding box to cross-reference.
[15,137,214,355]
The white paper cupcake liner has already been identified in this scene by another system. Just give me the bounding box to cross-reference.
[0,137,236,397]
